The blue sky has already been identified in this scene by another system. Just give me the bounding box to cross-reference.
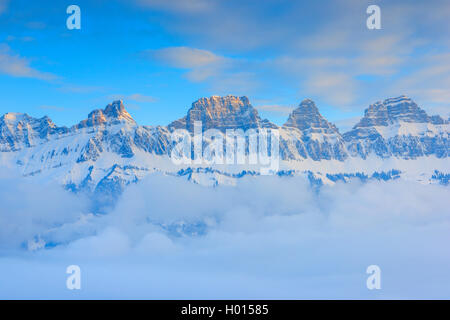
[0,0,449,129]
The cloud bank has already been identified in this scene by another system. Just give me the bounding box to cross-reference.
[0,171,449,299]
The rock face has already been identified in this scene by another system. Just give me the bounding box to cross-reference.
[72,101,169,163]
[350,95,441,127]
[75,100,136,129]
[279,99,347,161]
[0,95,448,195]
[168,95,277,132]
[343,95,449,159]
[284,99,338,133]
[0,113,68,151]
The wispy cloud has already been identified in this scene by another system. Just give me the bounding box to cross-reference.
[25,21,46,30]
[57,84,104,94]
[0,0,8,15]
[108,93,158,103]
[148,46,225,69]
[6,35,34,42]
[128,93,158,103]
[147,46,229,83]
[306,73,357,106]
[136,0,215,13]
[256,104,295,116]
[147,46,260,94]
[390,53,450,114]
[0,44,57,80]
[137,0,450,110]
[0,0,9,14]
[39,105,65,112]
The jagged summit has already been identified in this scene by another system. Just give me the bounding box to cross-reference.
[169,95,277,132]
[343,96,449,159]
[280,99,347,161]
[0,94,448,164]
[1,112,30,125]
[283,99,339,134]
[0,113,57,128]
[75,100,136,129]
[0,93,448,193]
[0,112,67,151]
[354,95,445,128]
[0,112,60,132]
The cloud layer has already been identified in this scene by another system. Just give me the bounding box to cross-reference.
[0,171,449,299]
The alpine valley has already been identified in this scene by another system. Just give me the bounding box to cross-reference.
[0,94,448,202]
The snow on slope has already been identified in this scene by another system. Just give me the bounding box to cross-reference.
[0,96,448,194]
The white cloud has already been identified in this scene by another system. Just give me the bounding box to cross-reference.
[148,47,259,94]
[271,32,413,107]
[255,104,295,116]
[0,171,449,298]
[305,72,357,106]
[390,53,450,115]
[150,46,224,69]
[148,46,229,83]
[136,0,215,13]
[0,44,57,80]
[139,0,449,110]
[139,0,450,111]
[0,169,89,250]
[57,84,103,93]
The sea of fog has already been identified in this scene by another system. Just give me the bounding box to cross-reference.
[0,169,449,299]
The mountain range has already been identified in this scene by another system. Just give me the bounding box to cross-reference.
[0,95,448,199]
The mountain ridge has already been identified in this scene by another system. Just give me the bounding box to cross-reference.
[1,94,447,139]
[0,94,448,194]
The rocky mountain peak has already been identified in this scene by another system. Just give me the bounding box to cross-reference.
[0,112,66,151]
[1,112,31,126]
[354,95,437,128]
[169,95,276,132]
[192,95,251,112]
[1,112,58,130]
[103,100,134,121]
[283,99,338,133]
[76,100,136,129]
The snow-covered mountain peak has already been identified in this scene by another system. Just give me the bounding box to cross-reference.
[283,99,339,134]
[75,100,136,129]
[278,99,347,161]
[354,95,441,128]
[1,112,29,124]
[0,94,448,194]
[343,96,449,159]
[0,112,67,151]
